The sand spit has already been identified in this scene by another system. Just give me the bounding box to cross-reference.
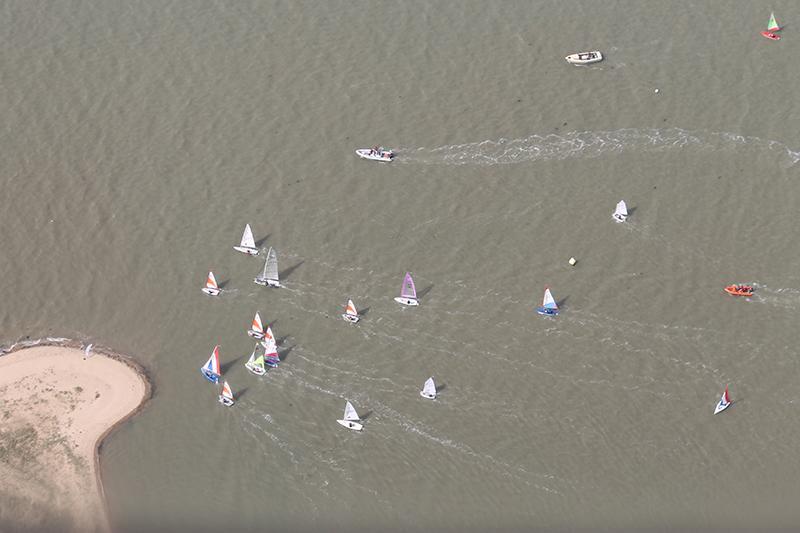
[0,340,151,532]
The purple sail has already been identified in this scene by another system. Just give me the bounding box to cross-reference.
[400,272,417,299]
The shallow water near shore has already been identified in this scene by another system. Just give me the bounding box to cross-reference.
[3,0,800,530]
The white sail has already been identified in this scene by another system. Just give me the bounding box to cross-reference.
[265,247,279,281]
[343,400,360,421]
[246,346,257,366]
[613,200,628,221]
[422,377,436,398]
[240,224,256,249]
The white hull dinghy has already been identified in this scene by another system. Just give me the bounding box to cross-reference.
[254,247,281,287]
[613,200,628,223]
[394,272,419,306]
[342,299,360,323]
[218,380,235,407]
[565,51,603,65]
[201,271,221,296]
[355,146,395,162]
[336,400,363,431]
[247,311,265,339]
[233,223,259,256]
[714,385,731,414]
[245,344,267,376]
[420,377,437,400]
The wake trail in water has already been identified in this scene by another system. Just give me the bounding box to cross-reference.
[398,128,800,167]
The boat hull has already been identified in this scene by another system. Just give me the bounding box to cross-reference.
[254,277,280,287]
[714,401,730,414]
[247,330,265,339]
[724,285,753,297]
[355,148,394,162]
[233,246,259,256]
[613,214,627,223]
[761,31,780,40]
[394,297,419,306]
[337,419,363,431]
[565,51,603,65]
[265,358,279,368]
[536,307,558,316]
[245,363,267,376]
[201,369,220,384]
[201,287,221,296]
[342,314,360,323]
[218,395,235,407]
[420,391,436,400]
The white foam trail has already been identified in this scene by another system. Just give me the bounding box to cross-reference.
[398,128,800,167]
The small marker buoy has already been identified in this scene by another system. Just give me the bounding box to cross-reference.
[654,88,660,94]
[569,257,577,266]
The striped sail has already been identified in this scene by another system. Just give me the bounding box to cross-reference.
[221,381,234,401]
[206,272,218,290]
[240,224,256,249]
[767,12,780,32]
[201,345,221,382]
[542,288,558,310]
[251,312,264,335]
[345,299,358,318]
[400,272,417,299]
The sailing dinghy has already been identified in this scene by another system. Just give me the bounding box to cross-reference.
[260,326,280,368]
[420,377,437,400]
[613,200,628,223]
[761,12,781,40]
[336,400,363,431]
[342,299,360,323]
[233,224,259,256]
[247,311,265,339]
[394,272,419,306]
[201,271,221,296]
[714,385,731,414]
[355,146,395,162]
[201,345,222,383]
[245,344,267,376]
[254,247,280,287]
[218,380,235,407]
[536,287,559,316]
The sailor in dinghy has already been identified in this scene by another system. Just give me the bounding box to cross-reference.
[200,345,222,383]
[394,272,419,306]
[420,377,437,400]
[247,311,266,339]
[342,299,360,323]
[536,287,559,316]
[218,381,235,407]
[714,385,731,414]
[336,400,364,431]
[613,200,628,223]
[233,223,259,256]
[201,271,221,296]
[245,344,267,376]
[254,247,281,288]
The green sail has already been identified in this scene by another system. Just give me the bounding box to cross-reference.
[767,12,779,32]
[253,354,266,370]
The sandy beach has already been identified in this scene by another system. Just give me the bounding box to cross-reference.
[0,344,149,532]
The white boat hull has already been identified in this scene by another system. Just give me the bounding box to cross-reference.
[394,297,419,306]
[218,395,235,407]
[613,214,627,223]
[337,419,363,431]
[565,51,603,65]
[342,314,360,323]
[420,391,436,400]
[245,363,267,376]
[247,330,265,339]
[201,287,221,296]
[355,148,394,162]
[233,246,259,256]
[714,401,730,414]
